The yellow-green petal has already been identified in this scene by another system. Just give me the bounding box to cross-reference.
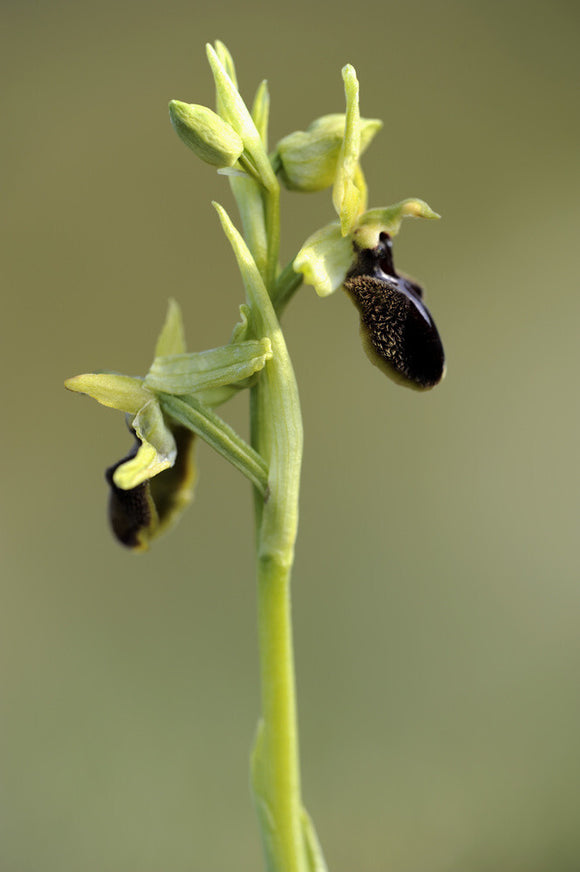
[113,400,176,489]
[294,223,353,297]
[333,65,364,235]
[353,198,441,249]
[64,373,153,415]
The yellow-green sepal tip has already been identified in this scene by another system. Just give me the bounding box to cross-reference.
[64,373,154,415]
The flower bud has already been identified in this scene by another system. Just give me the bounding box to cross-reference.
[169,100,244,167]
[276,114,382,192]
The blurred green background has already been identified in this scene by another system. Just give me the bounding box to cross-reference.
[3,0,580,869]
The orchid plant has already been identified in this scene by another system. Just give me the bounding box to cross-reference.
[66,41,443,872]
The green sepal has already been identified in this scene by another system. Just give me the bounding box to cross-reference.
[333,65,364,234]
[214,40,238,88]
[230,303,252,343]
[353,198,441,249]
[168,101,244,167]
[113,399,177,489]
[159,393,269,497]
[145,338,273,394]
[276,113,381,193]
[155,298,186,357]
[64,373,153,415]
[252,79,270,148]
[293,222,353,297]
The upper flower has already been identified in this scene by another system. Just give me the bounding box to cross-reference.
[292,65,440,297]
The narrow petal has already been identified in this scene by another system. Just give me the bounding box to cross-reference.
[294,223,353,297]
[113,400,177,489]
[333,65,364,235]
[353,198,440,249]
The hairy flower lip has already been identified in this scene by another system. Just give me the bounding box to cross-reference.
[343,232,445,390]
[105,424,197,551]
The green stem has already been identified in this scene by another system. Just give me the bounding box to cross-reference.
[255,556,304,872]
[272,260,303,317]
[264,183,280,289]
[213,202,306,871]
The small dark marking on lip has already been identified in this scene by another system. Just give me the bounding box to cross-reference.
[344,233,445,390]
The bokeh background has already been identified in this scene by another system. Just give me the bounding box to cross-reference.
[3,1,580,870]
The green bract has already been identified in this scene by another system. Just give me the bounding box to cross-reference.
[293,65,440,296]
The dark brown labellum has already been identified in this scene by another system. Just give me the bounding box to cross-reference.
[105,439,157,550]
[343,232,445,389]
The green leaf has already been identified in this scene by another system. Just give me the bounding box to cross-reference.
[145,338,273,394]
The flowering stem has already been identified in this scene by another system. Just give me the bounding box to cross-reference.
[255,557,305,872]
[272,260,303,316]
[264,183,280,289]
[216,181,306,869]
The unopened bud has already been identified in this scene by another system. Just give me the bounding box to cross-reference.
[169,100,244,167]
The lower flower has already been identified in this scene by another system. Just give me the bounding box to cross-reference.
[106,425,197,551]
